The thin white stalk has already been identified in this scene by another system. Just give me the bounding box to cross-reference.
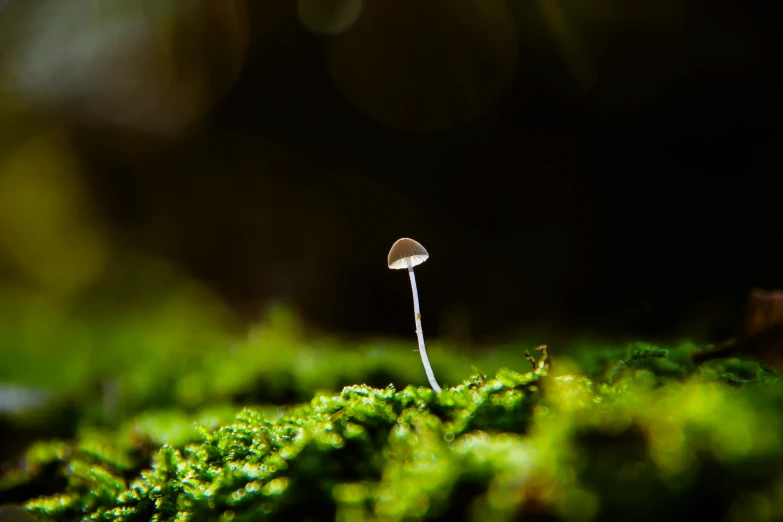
[407,265,442,393]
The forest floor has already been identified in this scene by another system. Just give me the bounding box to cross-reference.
[1,307,782,522]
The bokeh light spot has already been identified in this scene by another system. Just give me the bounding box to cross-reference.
[326,0,519,132]
[0,131,108,295]
[0,0,248,134]
[298,0,363,35]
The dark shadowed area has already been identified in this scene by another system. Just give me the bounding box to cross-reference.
[1,0,781,345]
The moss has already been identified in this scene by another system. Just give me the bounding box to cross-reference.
[4,344,783,522]
[1,302,546,440]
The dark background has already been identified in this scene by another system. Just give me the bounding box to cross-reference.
[1,0,781,345]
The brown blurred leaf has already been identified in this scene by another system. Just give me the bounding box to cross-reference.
[743,289,783,337]
[693,288,783,367]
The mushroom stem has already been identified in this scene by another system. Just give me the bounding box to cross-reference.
[407,265,442,393]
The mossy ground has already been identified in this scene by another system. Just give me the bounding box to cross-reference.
[2,305,783,522]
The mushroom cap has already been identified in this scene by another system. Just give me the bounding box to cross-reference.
[388,238,429,269]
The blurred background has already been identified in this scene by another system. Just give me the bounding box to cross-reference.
[0,0,781,352]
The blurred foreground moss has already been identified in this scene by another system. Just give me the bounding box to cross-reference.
[0,289,540,432]
[3,342,783,522]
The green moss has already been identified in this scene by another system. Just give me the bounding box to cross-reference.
[6,345,783,522]
[1,300,546,436]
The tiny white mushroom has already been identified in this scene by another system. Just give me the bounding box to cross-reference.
[388,238,442,393]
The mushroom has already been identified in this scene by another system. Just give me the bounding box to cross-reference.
[388,238,442,393]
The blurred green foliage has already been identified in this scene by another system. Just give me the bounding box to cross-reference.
[2,315,783,521]
[0,293,541,429]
